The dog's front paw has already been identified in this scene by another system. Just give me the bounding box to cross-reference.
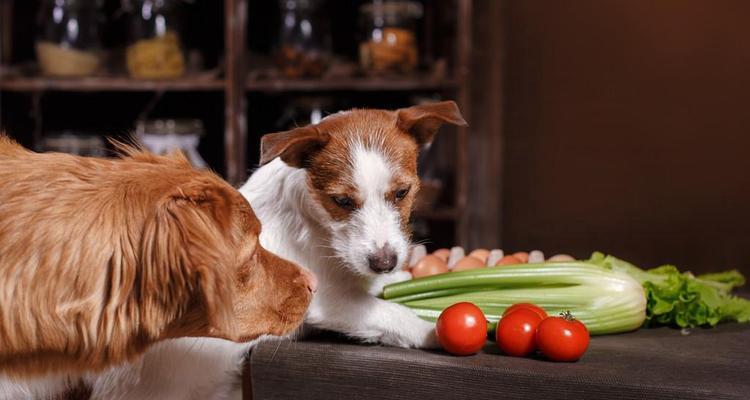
[380,318,439,349]
[368,270,413,296]
[418,326,440,349]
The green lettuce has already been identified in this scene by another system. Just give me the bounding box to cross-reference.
[588,252,750,328]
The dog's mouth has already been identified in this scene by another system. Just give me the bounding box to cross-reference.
[270,291,313,338]
[232,295,310,342]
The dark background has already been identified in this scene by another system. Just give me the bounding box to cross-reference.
[469,0,749,274]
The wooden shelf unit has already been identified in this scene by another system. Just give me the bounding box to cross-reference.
[245,76,458,93]
[0,0,473,245]
[0,75,225,92]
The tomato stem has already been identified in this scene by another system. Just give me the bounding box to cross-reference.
[560,310,576,321]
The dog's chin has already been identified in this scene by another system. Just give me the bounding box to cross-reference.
[341,262,377,279]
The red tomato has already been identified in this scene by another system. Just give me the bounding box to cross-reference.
[436,302,487,356]
[495,308,543,357]
[503,303,548,320]
[536,311,590,362]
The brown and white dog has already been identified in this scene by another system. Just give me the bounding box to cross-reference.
[96,101,466,399]
[0,136,315,398]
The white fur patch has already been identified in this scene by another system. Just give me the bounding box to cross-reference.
[327,144,409,276]
[351,145,396,249]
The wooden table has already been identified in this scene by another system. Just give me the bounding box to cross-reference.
[245,323,750,400]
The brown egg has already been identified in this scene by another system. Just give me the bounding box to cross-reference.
[452,256,486,272]
[495,255,523,266]
[411,254,449,278]
[468,248,490,263]
[433,248,450,262]
[512,252,529,263]
[548,254,576,262]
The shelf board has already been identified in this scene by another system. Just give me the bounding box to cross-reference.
[412,207,460,221]
[246,76,457,93]
[0,75,225,92]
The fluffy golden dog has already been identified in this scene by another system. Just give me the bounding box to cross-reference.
[0,136,315,378]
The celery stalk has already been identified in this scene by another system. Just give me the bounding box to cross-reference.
[383,262,648,336]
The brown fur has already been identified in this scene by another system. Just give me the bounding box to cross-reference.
[0,136,313,377]
[259,101,468,231]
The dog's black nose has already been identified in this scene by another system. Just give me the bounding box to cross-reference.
[367,245,398,274]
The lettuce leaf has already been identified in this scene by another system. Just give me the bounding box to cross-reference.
[588,252,750,328]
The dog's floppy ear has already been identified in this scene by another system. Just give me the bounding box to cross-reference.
[259,126,330,167]
[140,181,238,340]
[396,101,468,145]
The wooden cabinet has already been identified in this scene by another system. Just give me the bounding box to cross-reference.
[0,0,473,246]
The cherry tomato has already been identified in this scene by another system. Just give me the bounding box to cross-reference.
[495,308,543,357]
[503,303,548,320]
[436,302,487,356]
[536,311,590,362]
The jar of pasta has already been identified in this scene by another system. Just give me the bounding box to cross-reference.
[126,0,186,79]
[35,0,103,77]
[358,1,422,75]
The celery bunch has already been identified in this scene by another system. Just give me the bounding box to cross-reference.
[588,252,750,328]
[383,253,750,335]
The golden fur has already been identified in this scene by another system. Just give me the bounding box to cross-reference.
[0,136,313,377]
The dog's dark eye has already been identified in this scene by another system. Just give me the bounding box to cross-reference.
[394,187,410,201]
[332,195,356,210]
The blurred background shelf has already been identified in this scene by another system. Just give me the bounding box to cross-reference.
[0,75,225,92]
[245,76,457,93]
[412,207,459,221]
[0,0,474,248]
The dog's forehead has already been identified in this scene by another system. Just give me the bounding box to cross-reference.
[313,109,419,180]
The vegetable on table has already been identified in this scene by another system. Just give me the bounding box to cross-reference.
[435,302,487,356]
[588,252,750,328]
[504,303,548,320]
[383,252,750,335]
[536,311,590,362]
[495,308,543,357]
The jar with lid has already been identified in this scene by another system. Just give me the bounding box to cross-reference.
[358,0,423,75]
[41,131,107,156]
[126,0,186,79]
[35,0,103,77]
[275,0,331,78]
[274,97,336,131]
[136,119,207,168]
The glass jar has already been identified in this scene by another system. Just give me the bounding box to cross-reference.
[136,119,207,168]
[358,1,422,75]
[42,132,107,157]
[126,0,186,79]
[35,0,103,77]
[275,0,330,78]
[274,97,335,130]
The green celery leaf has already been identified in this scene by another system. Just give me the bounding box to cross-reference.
[697,270,746,287]
[589,253,750,329]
